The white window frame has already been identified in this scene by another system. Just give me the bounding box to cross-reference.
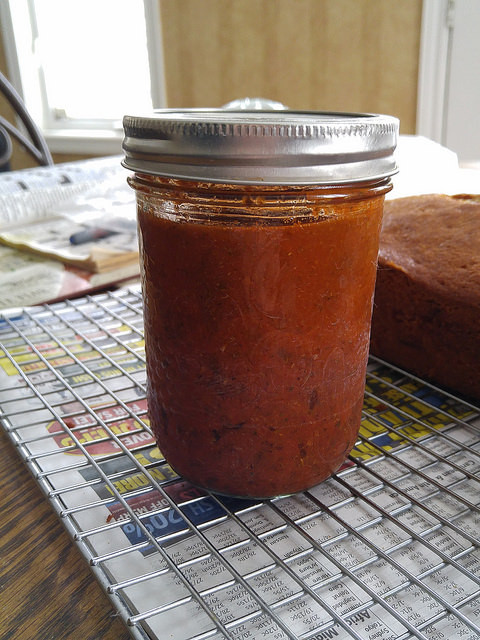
[416,0,453,143]
[0,0,167,155]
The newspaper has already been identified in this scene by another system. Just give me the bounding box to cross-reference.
[0,158,138,273]
[0,155,125,222]
[0,157,139,306]
[0,289,479,640]
[0,244,140,308]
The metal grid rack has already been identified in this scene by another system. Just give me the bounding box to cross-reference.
[0,285,479,640]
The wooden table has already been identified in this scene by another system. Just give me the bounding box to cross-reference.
[0,426,131,640]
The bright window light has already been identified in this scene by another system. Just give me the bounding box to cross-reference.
[34,0,153,122]
[1,0,165,152]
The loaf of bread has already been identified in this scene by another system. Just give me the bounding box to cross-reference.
[370,193,480,400]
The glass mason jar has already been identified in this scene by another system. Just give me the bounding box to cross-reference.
[123,110,398,498]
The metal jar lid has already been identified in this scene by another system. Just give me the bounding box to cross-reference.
[122,109,399,185]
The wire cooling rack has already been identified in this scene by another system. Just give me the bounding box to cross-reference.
[0,285,479,640]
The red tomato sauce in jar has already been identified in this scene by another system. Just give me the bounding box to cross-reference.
[123,108,398,498]
[132,177,389,498]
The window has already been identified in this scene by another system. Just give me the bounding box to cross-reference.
[0,0,166,154]
[417,0,480,166]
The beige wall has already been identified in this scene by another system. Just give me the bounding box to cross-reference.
[1,0,422,170]
[160,0,422,135]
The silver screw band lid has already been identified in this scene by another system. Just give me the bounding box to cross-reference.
[122,109,399,185]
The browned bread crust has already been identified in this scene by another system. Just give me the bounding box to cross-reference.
[370,194,480,400]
